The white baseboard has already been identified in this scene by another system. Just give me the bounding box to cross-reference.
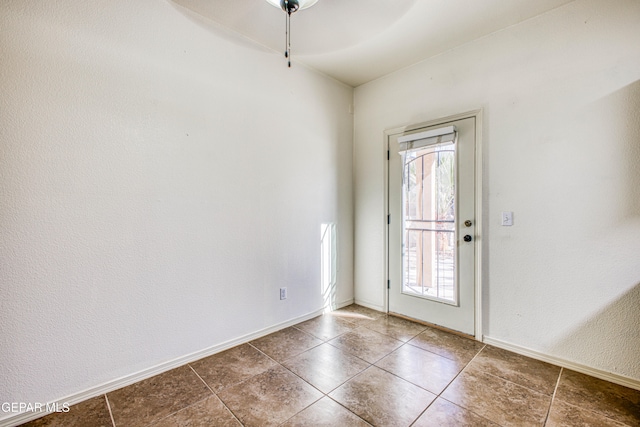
[483,336,640,391]
[0,308,325,427]
[353,299,386,313]
[328,298,354,311]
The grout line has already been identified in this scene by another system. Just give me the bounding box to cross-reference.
[277,395,323,426]
[250,327,326,363]
[324,338,383,367]
[466,345,568,399]
[144,366,227,427]
[190,310,569,426]
[188,365,244,426]
[369,346,442,426]
[274,331,374,396]
[435,396,499,426]
[408,343,488,425]
[543,394,636,427]
[477,364,558,397]
[403,337,475,365]
[255,313,486,425]
[291,325,328,342]
[104,394,116,427]
[326,395,375,426]
[440,343,486,395]
[246,342,280,365]
[199,343,282,396]
[244,337,329,426]
[247,342,291,367]
[412,344,494,425]
[289,311,382,424]
[437,345,566,427]
[188,364,216,395]
[217,397,244,426]
[144,395,212,427]
[544,368,563,426]
[482,336,640,392]
[276,351,330,397]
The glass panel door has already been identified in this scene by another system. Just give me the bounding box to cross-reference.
[388,116,476,335]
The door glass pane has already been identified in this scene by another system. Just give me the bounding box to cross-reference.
[402,142,456,303]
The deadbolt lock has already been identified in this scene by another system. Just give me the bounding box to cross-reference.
[464,220,473,227]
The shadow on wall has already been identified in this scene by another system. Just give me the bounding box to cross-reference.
[618,80,640,219]
[321,222,337,311]
[592,79,640,222]
[549,80,640,382]
[550,283,640,381]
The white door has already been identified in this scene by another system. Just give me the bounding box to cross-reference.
[388,117,476,335]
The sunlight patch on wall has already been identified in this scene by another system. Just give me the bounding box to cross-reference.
[321,223,337,311]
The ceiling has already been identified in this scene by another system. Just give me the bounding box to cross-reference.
[172,0,574,87]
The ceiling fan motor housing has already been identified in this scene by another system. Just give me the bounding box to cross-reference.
[280,0,300,14]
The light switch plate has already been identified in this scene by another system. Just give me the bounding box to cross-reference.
[501,211,513,226]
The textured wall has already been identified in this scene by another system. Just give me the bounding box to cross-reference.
[0,0,353,411]
[354,0,640,380]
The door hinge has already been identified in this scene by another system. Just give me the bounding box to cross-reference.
[387,150,390,160]
[387,279,390,289]
[387,214,390,224]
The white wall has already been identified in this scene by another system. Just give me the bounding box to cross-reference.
[354,0,640,381]
[0,0,353,413]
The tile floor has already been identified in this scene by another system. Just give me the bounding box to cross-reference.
[20,305,640,427]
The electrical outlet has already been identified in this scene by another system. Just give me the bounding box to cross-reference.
[280,287,287,300]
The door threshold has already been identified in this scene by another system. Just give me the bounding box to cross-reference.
[388,311,475,340]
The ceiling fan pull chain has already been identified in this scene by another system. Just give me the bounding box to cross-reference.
[284,9,288,59]
[275,0,308,67]
[283,0,291,67]
[287,11,292,67]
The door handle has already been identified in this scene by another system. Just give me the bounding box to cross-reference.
[463,235,472,242]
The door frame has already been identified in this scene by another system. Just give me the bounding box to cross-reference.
[384,110,483,340]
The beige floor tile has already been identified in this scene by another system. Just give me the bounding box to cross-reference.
[283,343,370,393]
[249,327,322,362]
[21,311,638,427]
[408,327,484,364]
[469,345,561,395]
[107,365,212,427]
[412,398,500,427]
[20,396,112,427]
[364,315,427,342]
[554,369,640,426]
[153,396,241,427]
[333,304,385,319]
[329,327,403,363]
[217,365,322,427]
[375,344,464,394]
[441,365,551,427]
[329,366,436,427]
[329,305,383,327]
[294,314,358,341]
[546,399,628,427]
[190,343,276,392]
[280,397,370,427]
